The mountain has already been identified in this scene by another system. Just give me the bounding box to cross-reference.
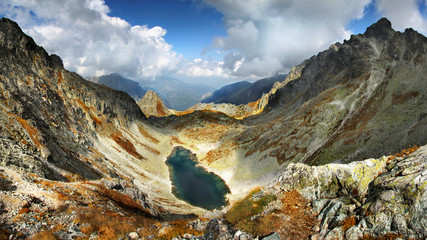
[88,73,146,100]
[201,75,285,105]
[141,76,213,111]
[201,81,251,103]
[243,18,427,166]
[0,17,426,240]
[0,18,204,238]
[137,90,174,117]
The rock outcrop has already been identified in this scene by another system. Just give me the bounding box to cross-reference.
[137,90,174,117]
[271,144,427,239]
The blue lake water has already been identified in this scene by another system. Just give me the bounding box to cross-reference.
[166,147,230,210]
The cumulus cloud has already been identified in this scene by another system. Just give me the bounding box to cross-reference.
[0,0,181,79]
[376,0,427,33]
[202,0,373,77]
[178,58,227,78]
[1,0,426,81]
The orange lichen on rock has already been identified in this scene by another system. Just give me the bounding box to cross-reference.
[170,136,184,145]
[342,216,356,232]
[57,70,63,84]
[247,99,260,108]
[75,99,90,112]
[90,114,103,125]
[9,113,44,149]
[156,100,167,116]
[387,145,419,161]
[111,132,144,160]
[203,148,232,164]
[138,125,160,144]
[140,143,160,155]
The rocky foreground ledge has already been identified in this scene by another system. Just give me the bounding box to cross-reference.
[1,144,425,239]
[272,144,426,240]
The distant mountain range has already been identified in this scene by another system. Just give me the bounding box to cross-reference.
[201,74,286,105]
[88,74,213,111]
[88,73,146,100]
[141,76,213,111]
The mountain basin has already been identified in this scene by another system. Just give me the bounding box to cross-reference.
[166,147,230,210]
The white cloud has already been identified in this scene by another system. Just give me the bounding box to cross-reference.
[202,0,372,77]
[1,0,426,81]
[0,0,181,79]
[376,0,427,33]
[178,58,227,78]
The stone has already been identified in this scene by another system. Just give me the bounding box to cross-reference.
[323,227,344,240]
[262,232,280,240]
[234,230,243,239]
[129,232,138,239]
[182,233,193,239]
[345,226,363,240]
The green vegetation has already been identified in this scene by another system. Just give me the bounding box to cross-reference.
[225,188,277,236]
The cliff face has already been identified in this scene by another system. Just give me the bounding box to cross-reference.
[0,18,146,180]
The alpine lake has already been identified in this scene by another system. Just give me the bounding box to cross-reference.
[165,147,230,210]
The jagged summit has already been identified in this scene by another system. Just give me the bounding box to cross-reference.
[137,90,173,117]
[0,17,63,70]
[364,17,393,39]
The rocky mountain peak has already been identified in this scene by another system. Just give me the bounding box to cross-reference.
[0,17,63,70]
[137,90,173,117]
[364,17,394,39]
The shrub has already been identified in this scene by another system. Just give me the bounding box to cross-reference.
[158,219,203,239]
[31,230,59,240]
[225,188,277,236]
[74,206,156,239]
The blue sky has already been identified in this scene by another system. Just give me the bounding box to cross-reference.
[105,0,226,60]
[0,0,426,86]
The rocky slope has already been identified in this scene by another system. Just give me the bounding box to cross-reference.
[237,18,427,167]
[0,17,205,220]
[185,18,427,182]
[138,90,175,117]
[88,73,147,100]
[0,17,426,240]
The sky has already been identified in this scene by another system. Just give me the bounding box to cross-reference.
[1,0,427,87]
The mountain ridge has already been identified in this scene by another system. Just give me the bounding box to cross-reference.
[201,75,285,105]
[88,73,147,100]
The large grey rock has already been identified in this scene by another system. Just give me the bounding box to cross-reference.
[345,226,363,240]
[262,232,280,240]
